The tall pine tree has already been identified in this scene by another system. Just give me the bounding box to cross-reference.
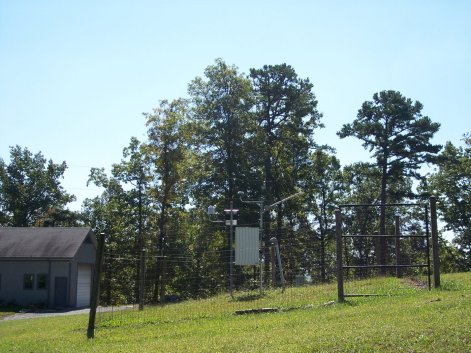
[338,90,441,270]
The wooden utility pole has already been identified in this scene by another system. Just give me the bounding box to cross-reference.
[87,232,106,339]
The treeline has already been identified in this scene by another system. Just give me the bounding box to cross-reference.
[1,59,470,304]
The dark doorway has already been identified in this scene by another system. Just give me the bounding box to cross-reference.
[54,277,68,307]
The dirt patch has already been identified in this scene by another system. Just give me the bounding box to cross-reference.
[402,278,428,289]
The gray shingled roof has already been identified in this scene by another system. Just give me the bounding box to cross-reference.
[0,227,95,259]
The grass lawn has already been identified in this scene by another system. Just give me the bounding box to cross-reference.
[0,272,470,352]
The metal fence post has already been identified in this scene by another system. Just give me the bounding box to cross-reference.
[229,201,234,295]
[270,242,276,286]
[139,247,146,311]
[395,215,402,278]
[335,209,344,302]
[430,196,440,288]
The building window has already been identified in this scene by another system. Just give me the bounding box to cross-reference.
[24,274,34,290]
[0,273,2,290]
[37,274,47,289]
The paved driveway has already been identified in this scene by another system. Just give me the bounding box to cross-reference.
[2,305,134,321]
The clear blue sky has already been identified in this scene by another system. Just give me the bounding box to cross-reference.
[1,0,470,211]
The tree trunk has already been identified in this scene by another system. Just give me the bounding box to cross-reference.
[263,148,273,284]
[320,232,326,282]
[320,190,328,282]
[137,179,145,309]
[158,201,167,305]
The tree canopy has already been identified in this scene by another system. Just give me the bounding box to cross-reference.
[338,90,441,268]
[8,60,471,305]
[424,136,471,267]
[0,145,75,226]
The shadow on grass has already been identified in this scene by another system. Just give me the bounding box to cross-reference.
[339,300,359,307]
[231,293,265,302]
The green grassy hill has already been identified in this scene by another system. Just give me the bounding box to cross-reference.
[1,272,470,352]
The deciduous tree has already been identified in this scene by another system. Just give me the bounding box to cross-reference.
[425,135,471,268]
[188,59,255,204]
[306,148,343,281]
[145,99,193,303]
[0,146,74,226]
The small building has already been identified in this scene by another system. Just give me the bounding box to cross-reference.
[0,227,97,308]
